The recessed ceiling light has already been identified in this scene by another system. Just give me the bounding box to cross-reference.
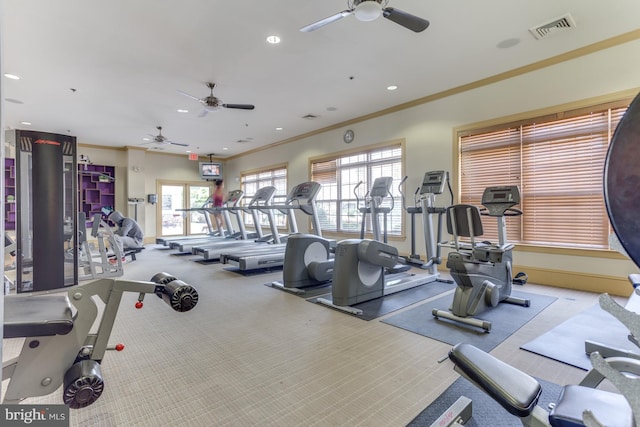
[223,147,229,151]
[4,73,21,80]
[20,121,32,125]
[275,127,283,131]
[266,35,281,44]
[387,85,398,91]
[142,137,151,141]
[177,109,189,113]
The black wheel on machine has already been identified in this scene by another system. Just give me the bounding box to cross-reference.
[63,359,104,409]
[159,279,199,312]
[150,272,178,285]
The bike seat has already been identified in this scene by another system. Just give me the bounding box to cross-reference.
[4,294,74,338]
[449,343,541,418]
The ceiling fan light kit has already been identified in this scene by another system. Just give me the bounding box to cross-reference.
[300,0,429,33]
[355,1,382,21]
[178,82,255,118]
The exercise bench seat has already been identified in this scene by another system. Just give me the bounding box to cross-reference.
[449,342,541,418]
[4,295,73,338]
[450,343,634,427]
[124,247,144,261]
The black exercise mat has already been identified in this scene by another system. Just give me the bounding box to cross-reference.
[309,280,456,321]
[407,376,562,426]
[263,281,333,299]
[521,303,636,370]
[382,291,556,352]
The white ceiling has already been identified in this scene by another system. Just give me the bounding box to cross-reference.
[2,1,639,158]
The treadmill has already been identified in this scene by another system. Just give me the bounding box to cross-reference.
[166,189,245,253]
[219,181,323,271]
[191,185,282,261]
[155,196,217,246]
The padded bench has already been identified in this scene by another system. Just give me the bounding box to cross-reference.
[123,247,145,261]
[4,295,74,338]
[449,343,633,426]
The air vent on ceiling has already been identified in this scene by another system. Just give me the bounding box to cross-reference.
[236,139,252,144]
[302,114,318,120]
[529,13,576,40]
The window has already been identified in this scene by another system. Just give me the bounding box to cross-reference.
[458,101,629,249]
[240,164,288,229]
[310,142,403,236]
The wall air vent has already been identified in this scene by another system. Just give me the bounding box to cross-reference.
[529,13,576,40]
[302,114,318,120]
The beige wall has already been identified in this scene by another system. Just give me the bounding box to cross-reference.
[224,39,640,296]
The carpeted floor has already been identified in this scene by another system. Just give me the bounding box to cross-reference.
[308,279,456,320]
[1,246,605,426]
[382,290,557,351]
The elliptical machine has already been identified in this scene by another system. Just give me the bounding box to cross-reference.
[317,171,449,315]
[433,185,529,332]
[356,177,394,243]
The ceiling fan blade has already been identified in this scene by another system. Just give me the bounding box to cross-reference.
[177,89,203,102]
[382,8,430,32]
[222,103,255,110]
[300,9,354,32]
[168,141,189,147]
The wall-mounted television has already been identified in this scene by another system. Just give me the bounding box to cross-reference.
[199,162,223,181]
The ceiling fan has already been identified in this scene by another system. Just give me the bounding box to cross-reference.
[178,82,255,118]
[300,0,429,33]
[143,126,188,148]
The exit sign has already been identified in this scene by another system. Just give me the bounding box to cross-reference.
[188,153,198,161]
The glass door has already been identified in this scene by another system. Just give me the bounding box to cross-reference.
[160,184,185,236]
[159,182,212,237]
[188,185,213,235]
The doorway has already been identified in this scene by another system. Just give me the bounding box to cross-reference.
[158,182,212,237]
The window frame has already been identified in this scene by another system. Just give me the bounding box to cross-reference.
[239,163,288,230]
[309,139,405,238]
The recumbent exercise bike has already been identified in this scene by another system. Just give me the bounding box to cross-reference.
[433,185,529,332]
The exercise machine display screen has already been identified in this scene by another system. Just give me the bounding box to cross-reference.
[420,170,446,195]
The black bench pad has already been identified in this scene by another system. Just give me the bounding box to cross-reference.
[4,295,73,338]
[449,343,542,418]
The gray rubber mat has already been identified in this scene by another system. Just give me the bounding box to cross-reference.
[264,281,333,298]
[382,290,556,351]
[407,376,562,426]
[309,280,456,321]
[521,303,637,370]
